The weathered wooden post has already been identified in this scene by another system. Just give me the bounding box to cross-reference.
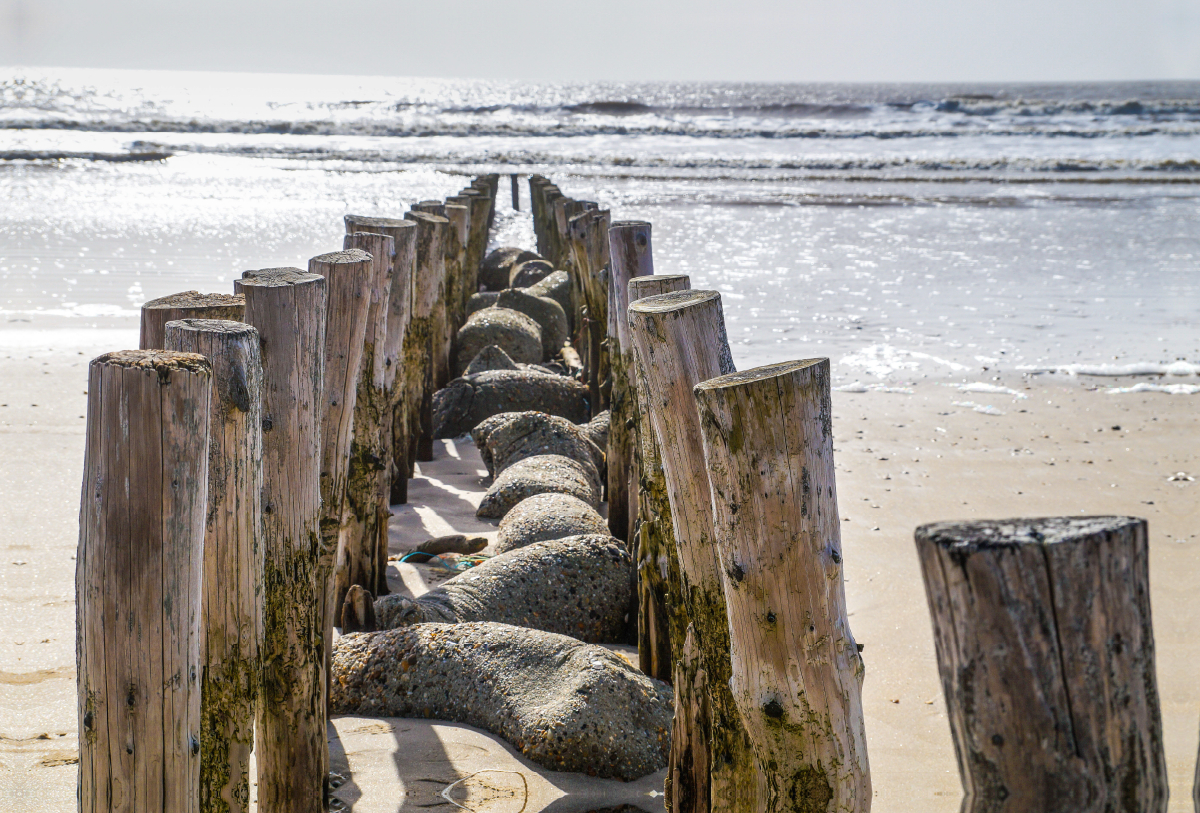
[696,358,871,812]
[77,350,212,813]
[140,291,244,350]
[163,319,264,813]
[443,202,470,339]
[308,249,373,711]
[343,215,416,506]
[510,173,520,210]
[628,274,689,684]
[403,211,448,462]
[335,232,395,612]
[235,268,325,812]
[606,220,653,544]
[457,190,491,297]
[916,516,1167,813]
[627,290,757,813]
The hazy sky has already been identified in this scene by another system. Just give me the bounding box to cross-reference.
[2,0,1198,82]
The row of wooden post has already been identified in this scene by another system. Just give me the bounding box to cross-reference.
[78,167,1175,813]
[77,175,499,812]
[533,174,1171,813]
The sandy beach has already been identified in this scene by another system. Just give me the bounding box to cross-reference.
[3,331,1196,811]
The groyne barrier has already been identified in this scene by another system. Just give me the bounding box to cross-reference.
[75,172,1169,813]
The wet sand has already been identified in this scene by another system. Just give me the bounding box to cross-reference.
[2,340,1197,811]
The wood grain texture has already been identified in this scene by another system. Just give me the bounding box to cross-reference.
[235,267,326,813]
[77,349,212,813]
[627,289,757,813]
[140,291,245,350]
[403,211,448,463]
[163,319,264,813]
[336,232,395,610]
[628,274,690,684]
[916,516,1167,813]
[458,191,491,298]
[308,249,374,747]
[605,221,654,545]
[696,358,870,813]
[343,215,416,507]
[443,202,470,343]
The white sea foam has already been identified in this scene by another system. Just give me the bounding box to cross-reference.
[839,345,970,378]
[956,382,1028,399]
[1106,383,1200,395]
[833,382,914,394]
[1020,361,1199,377]
[953,401,1006,416]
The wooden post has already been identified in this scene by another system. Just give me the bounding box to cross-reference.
[628,274,689,684]
[403,211,448,462]
[511,173,520,210]
[307,249,374,720]
[916,517,1167,813]
[696,358,871,813]
[457,191,491,298]
[606,221,653,544]
[163,319,264,813]
[235,268,326,813]
[343,215,417,506]
[77,350,211,813]
[444,202,470,339]
[140,291,244,350]
[335,232,395,612]
[627,289,757,812]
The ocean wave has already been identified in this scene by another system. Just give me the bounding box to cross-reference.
[4,114,1198,141]
[6,138,1193,181]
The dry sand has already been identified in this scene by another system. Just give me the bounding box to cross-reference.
[3,340,1197,811]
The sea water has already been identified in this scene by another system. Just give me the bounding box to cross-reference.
[1,67,1197,384]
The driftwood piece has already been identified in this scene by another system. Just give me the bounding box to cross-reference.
[77,350,211,813]
[335,232,396,611]
[916,516,1167,813]
[343,215,417,506]
[696,358,871,812]
[235,267,326,812]
[628,274,690,684]
[331,623,672,780]
[163,320,264,813]
[606,220,653,543]
[139,291,244,350]
[374,534,631,642]
[628,289,757,812]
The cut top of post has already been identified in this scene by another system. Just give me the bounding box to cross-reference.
[311,249,372,267]
[629,288,718,314]
[94,348,212,377]
[917,516,1145,555]
[166,318,258,338]
[345,214,409,232]
[695,357,825,391]
[238,267,324,288]
[142,291,243,311]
